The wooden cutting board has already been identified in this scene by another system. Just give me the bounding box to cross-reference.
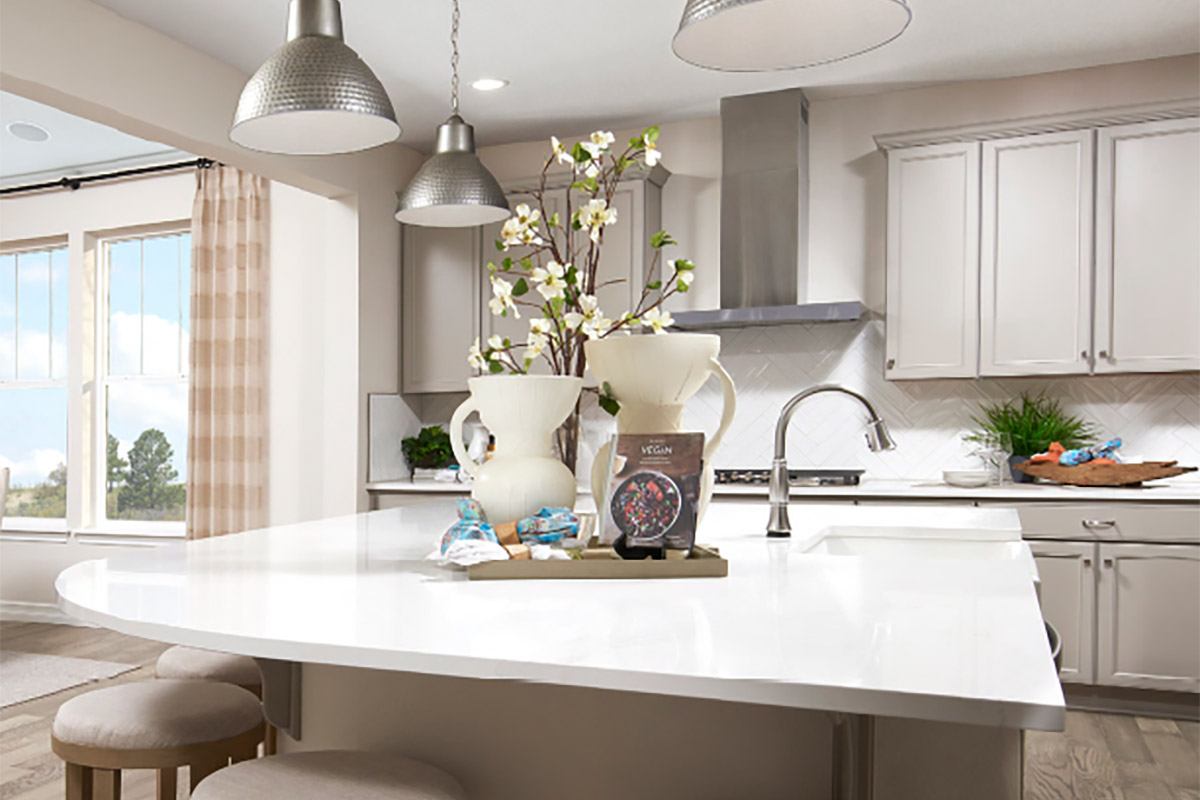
[1013,460,1197,487]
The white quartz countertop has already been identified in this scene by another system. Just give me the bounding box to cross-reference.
[57,500,1064,731]
[367,477,1200,502]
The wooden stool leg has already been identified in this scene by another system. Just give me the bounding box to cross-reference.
[156,768,177,800]
[65,763,94,800]
[93,769,121,800]
[264,724,277,756]
[189,751,228,792]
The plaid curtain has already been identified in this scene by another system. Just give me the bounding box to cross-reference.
[186,167,269,539]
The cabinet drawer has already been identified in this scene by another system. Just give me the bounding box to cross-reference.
[977,502,1200,543]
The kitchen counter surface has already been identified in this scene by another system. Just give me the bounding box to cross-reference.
[56,500,1064,732]
[367,476,1200,502]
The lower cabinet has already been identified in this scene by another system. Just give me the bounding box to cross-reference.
[1096,542,1200,692]
[1029,541,1095,684]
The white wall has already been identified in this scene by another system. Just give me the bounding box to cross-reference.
[0,173,358,613]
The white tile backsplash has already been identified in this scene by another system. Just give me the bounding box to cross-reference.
[394,318,1200,481]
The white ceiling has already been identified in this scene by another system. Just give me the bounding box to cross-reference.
[0,91,178,180]
[58,1,1200,153]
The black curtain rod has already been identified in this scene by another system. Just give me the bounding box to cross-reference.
[0,157,217,197]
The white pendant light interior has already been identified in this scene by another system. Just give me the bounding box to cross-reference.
[673,0,912,72]
[230,0,400,155]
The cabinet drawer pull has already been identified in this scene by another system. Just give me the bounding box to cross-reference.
[886,358,895,370]
[1082,557,1092,567]
[1082,519,1117,529]
[1103,558,1114,568]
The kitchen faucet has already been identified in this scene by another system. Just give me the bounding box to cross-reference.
[768,385,896,537]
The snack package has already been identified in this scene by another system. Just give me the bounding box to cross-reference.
[603,433,704,552]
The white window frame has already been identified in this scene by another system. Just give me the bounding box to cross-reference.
[0,239,70,533]
[91,226,191,537]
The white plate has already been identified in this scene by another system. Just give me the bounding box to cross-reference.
[943,470,992,488]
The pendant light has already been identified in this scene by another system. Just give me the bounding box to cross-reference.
[672,0,912,72]
[395,0,509,227]
[230,0,400,154]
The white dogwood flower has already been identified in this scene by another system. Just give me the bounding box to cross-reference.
[643,133,662,166]
[532,261,568,301]
[580,198,618,243]
[550,136,573,166]
[514,203,540,227]
[487,334,505,350]
[676,270,693,289]
[467,338,485,369]
[581,130,615,158]
[489,276,519,318]
[640,307,674,334]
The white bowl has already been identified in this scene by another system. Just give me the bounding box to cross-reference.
[943,470,992,488]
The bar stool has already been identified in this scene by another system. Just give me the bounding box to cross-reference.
[191,751,467,800]
[155,645,276,755]
[51,680,264,799]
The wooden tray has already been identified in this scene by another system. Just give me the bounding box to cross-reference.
[467,545,728,581]
[1013,460,1197,487]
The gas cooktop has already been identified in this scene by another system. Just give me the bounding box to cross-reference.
[715,469,865,487]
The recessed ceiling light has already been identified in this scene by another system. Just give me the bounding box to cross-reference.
[7,121,51,142]
[471,78,509,91]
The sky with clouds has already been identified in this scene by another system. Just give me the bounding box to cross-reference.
[1,235,190,489]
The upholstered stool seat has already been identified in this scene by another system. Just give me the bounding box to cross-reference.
[192,750,467,800]
[52,680,264,799]
[155,645,262,690]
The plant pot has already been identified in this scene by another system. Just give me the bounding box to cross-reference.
[1009,455,1037,483]
[449,375,584,523]
[585,333,737,519]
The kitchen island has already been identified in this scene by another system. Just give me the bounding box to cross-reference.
[56,500,1063,800]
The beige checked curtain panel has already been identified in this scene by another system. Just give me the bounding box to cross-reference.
[186,167,269,540]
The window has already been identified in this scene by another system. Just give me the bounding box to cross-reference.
[100,232,190,524]
[0,244,69,525]
[1,226,190,536]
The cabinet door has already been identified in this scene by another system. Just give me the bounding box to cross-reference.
[401,225,480,393]
[1029,541,1096,684]
[1095,117,1200,373]
[885,142,980,379]
[1097,542,1200,691]
[980,131,1093,376]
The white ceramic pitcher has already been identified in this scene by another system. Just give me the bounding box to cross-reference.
[449,375,583,523]
[585,333,737,517]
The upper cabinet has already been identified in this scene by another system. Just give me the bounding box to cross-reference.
[1095,118,1200,374]
[980,130,1094,376]
[884,142,980,379]
[882,107,1200,380]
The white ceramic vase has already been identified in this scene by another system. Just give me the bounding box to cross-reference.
[585,333,736,517]
[449,375,583,523]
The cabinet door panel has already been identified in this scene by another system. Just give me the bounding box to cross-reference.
[980,131,1093,376]
[1029,541,1096,684]
[401,226,480,393]
[1095,118,1200,373]
[885,142,980,379]
[1097,542,1200,691]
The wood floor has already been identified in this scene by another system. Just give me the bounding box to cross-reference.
[2,622,1198,799]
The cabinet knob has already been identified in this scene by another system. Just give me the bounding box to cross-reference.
[1082,557,1092,567]
[1081,350,1089,360]
[886,358,895,370]
[1081,519,1116,529]
[1099,350,1109,359]
[1103,558,1114,568]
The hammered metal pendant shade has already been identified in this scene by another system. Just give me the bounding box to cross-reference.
[230,0,399,155]
[672,0,912,71]
[395,115,510,227]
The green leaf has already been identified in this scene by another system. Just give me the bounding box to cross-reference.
[550,296,564,313]
[674,258,695,271]
[487,261,497,273]
[572,218,583,231]
[565,265,578,285]
[488,361,504,374]
[502,337,512,348]
[678,283,690,293]
[650,230,676,249]
[571,142,591,164]
[502,257,513,271]
[549,212,560,228]
[642,125,660,143]
[599,383,621,416]
[646,280,662,290]
[570,178,599,194]
[520,257,533,271]
[628,136,642,148]
[512,278,529,297]
[494,239,505,251]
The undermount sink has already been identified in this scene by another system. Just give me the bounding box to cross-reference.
[800,526,1030,561]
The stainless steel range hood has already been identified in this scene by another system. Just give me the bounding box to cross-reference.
[673,88,861,329]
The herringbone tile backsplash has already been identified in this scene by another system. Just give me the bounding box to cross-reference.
[400,319,1200,481]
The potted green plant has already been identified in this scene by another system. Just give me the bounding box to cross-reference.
[967,394,1098,483]
[401,426,457,478]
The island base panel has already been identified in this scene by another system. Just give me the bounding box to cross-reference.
[286,663,1021,800]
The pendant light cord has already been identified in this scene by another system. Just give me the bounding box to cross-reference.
[450,0,461,115]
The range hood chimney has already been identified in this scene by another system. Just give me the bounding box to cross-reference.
[674,88,861,329]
